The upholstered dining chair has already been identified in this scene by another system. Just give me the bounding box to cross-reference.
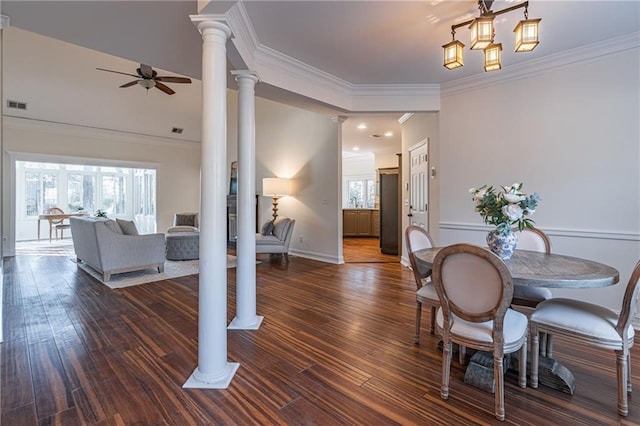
[405,226,439,343]
[47,207,71,242]
[432,243,528,422]
[530,259,640,417]
[513,227,554,355]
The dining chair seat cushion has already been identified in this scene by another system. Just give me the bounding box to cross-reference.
[416,282,439,304]
[531,299,635,345]
[437,308,528,352]
[513,285,552,302]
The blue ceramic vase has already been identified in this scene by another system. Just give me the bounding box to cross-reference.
[486,229,518,260]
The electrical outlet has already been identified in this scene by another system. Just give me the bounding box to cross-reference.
[298,235,304,243]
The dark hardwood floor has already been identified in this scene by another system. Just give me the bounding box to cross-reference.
[1,247,638,425]
[343,237,400,263]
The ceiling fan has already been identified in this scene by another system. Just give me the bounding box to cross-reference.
[96,63,191,95]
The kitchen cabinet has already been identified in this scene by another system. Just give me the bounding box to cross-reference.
[343,209,379,236]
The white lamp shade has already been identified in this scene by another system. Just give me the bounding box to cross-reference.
[263,177,290,197]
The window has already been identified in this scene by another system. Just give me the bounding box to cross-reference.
[24,170,58,216]
[347,178,375,209]
[16,161,158,240]
[67,173,96,212]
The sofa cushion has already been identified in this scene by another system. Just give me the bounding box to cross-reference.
[272,217,291,240]
[261,220,275,236]
[116,219,139,236]
[103,220,123,235]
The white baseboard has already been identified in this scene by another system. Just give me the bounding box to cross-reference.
[288,249,342,264]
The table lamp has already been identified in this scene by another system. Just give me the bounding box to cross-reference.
[262,177,290,220]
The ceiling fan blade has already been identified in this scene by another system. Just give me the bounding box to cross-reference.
[154,81,175,95]
[139,64,154,79]
[96,67,138,78]
[156,76,192,84]
[119,80,139,88]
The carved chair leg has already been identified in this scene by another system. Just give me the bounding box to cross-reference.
[458,345,466,365]
[530,325,540,389]
[616,349,629,416]
[628,352,632,393]
[546,334,554,358]
[441,341,452,400]
[519,338,527,388]
[414,302,422,344]
[494,354,505,421]
[429,306,436,334]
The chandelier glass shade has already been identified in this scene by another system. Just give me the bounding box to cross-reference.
[442,40,465,70]
[469,16,494,50]
[442,1,540,72]
[514,18,541,52]
[483,43,503,72]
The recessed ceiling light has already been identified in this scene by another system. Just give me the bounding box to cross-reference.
[384,131,393,137]
[353,146,360,151]
[357,123,367,130]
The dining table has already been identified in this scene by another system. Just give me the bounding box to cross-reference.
[413,246,621,394]
[37,211,89,241]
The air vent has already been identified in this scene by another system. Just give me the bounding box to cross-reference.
[171,127,184,134]
[7,100,27,110]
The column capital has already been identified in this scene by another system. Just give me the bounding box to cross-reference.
[1,15,10,29]
[231,70,260,85]
[190,15,232,38]
[330,115,348,123]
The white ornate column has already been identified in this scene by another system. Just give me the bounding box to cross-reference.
[229,70,263,330]
[184,17,238,389]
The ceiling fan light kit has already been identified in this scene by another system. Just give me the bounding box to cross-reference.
[96,63,192,95]
[443,0,540,72]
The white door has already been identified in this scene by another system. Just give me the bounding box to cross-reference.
[408,139,428,229]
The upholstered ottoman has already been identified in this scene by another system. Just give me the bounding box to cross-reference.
[165,232,199,260]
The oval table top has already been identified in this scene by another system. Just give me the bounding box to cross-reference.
[413,247,620,289]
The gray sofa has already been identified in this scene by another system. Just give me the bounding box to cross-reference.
[256,216,295,263]
[70,216,166,282]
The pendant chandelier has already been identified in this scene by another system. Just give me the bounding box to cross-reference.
[443,0,540,72]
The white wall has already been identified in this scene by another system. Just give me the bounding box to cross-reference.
[400,112,440,259]
[227,91,342,263]
[2,118,201,255]
[439,47,640,314]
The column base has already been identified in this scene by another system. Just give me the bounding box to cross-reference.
[183,362,240,389]
[228,315,264,330]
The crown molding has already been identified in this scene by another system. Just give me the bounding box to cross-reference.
[441,31,640,97]
[225,3,440,112]
[398,113,415,124]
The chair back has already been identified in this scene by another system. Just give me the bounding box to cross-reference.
[514,227,551,253]
[405,226,435,288]
[47,207,65,225]
[617,260,640,338]
[432,244,513,345]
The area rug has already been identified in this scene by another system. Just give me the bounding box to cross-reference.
[73,255,238,289]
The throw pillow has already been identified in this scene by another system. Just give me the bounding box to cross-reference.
[116,218,139,236]
[103,220,124,235]
[261,219,274,236]
[175,214,197,227]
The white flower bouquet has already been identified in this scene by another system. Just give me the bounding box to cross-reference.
[469,183,540,235]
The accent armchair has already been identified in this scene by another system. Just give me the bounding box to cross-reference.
[256,217,295,263]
